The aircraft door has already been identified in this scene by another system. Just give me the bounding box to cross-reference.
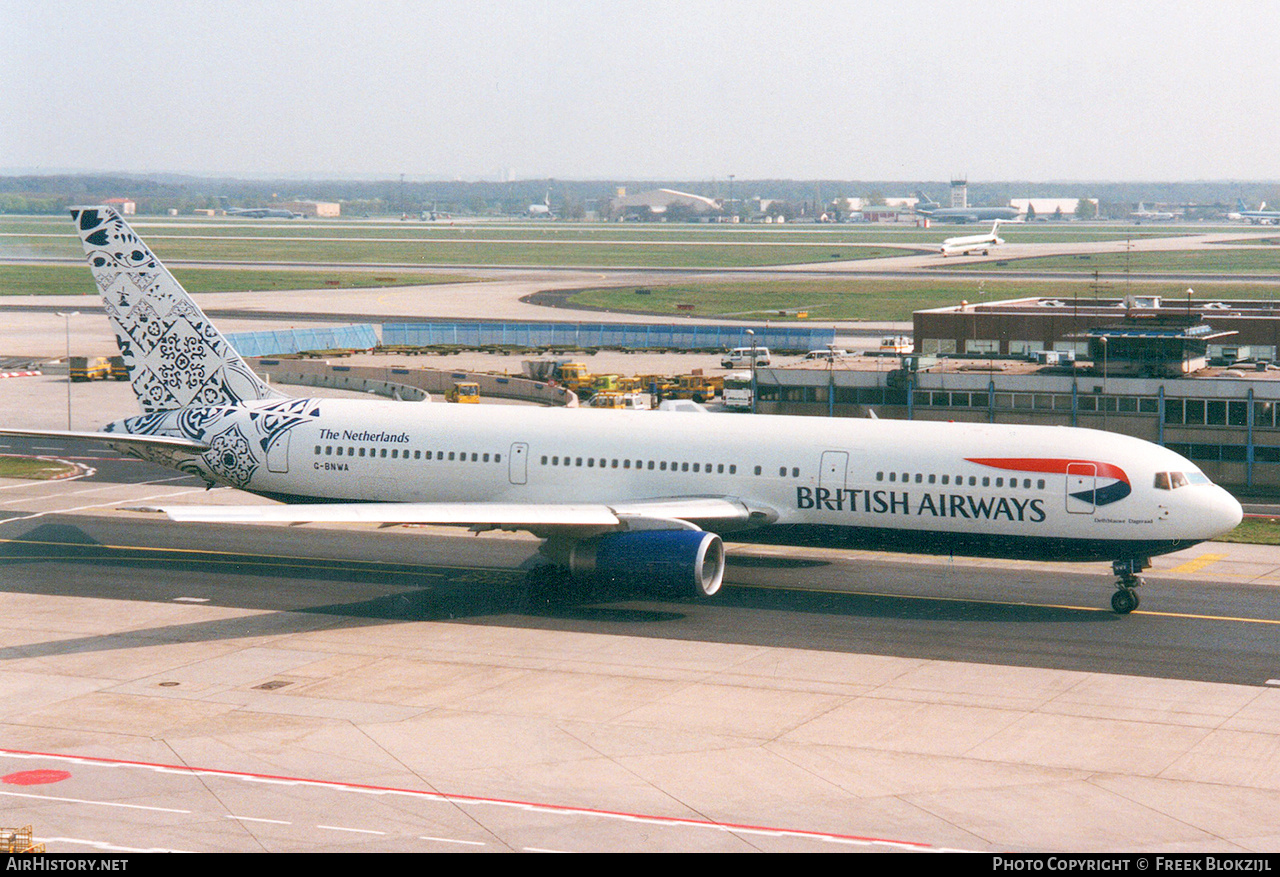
[509,442,528,485]
[819,451,849,493]
[1066,462,1096,514]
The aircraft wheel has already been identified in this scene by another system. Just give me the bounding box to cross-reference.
[1111,588,1140,614]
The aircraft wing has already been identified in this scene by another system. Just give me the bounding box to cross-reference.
[151,496,774,536]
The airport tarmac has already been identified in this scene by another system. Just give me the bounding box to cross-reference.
[2,370,1280,852]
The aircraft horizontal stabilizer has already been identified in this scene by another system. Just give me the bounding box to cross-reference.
[0,428,210,454]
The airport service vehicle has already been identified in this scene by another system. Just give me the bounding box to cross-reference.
[68,356,110,382]
[667,374,723,403]
[879,337,913,355]
[803,349,849,362]
[587,392,652,411]
[721,347,771,368]
[722,372,754,411]
[940,221,1005,257]
[445,382,480,404]
[0,207,1244,612]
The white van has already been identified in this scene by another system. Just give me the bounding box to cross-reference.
[721,347,770,368]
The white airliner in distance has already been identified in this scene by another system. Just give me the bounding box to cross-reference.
[1,207,1243,613]
[940,220,1005,257]
[1228,200,1280,225]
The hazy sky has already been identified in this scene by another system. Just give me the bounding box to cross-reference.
[4,0,1278,181]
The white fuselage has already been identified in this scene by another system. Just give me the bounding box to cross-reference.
[940,231,1003,256]
[142,399,1241,562]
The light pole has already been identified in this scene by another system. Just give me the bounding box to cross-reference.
[55,311,78,429]
[747,329,757,414]
[827,343,836,417]
[1100,335,1108,430]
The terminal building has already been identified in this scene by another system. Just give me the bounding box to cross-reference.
[753,296,1280,490]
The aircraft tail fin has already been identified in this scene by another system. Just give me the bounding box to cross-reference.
[70,206,286,413]
[913,190,941,211]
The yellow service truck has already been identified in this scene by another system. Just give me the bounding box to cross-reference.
[69,356,110,382]
[445,382,481,403]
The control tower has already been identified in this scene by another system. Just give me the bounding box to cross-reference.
[950,177,968,209]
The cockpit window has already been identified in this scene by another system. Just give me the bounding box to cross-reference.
[1155,471,1197,490]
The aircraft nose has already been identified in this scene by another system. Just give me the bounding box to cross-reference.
[1207,487,1243,537]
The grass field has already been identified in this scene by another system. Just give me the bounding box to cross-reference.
[0,264,475,296]
[565,277,1280,322]
[0,233,912,268]
[1215,517,1280,545]
[951,247,1280,274]
[0,215,1233,269]
[0,455,77,480]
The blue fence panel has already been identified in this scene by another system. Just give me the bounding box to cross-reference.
[379,322,835,352]
[227,325,379,357]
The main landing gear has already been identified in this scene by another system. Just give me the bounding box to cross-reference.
[1110,558,1149,614]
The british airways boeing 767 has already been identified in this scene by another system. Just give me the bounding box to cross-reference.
[1,208,1243,613]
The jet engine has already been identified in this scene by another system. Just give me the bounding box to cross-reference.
[550,530,725,598]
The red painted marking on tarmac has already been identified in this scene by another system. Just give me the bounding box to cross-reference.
[3,769,71,785]
[0,747,932,849]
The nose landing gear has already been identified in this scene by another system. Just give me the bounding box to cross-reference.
[1110,558,1149,614]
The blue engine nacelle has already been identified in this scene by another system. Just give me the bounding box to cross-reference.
[560,530,725,598]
